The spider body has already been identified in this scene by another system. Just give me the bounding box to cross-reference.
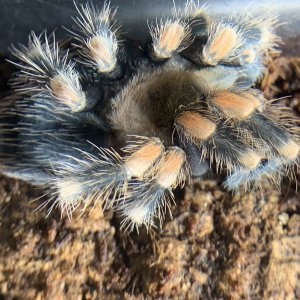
[0,1,299,230]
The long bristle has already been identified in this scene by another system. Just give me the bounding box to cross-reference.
[237,150,262,170]
[155,147,187,188]
[71,2,119,73]
[149,19,191,59]
[149,0,207,60]
[202,21,245,65]
[119,183,174,232]
[193,66,247,91]
[210,91,256,120]
[118,147,188,231]
[241,91,264,111]
[234,11,281,55]
[123,137,165,178]
[9,32,86,111]
[175,111,217,143]
[50,146,127,217]
[277,140,300,160]
[50,71,86,112]
[224,159,284,191]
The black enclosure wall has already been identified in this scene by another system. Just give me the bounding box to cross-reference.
[0,0,300,56]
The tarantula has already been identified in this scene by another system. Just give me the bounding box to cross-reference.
[0,1,299,231]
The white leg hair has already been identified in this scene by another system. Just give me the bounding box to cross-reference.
[10,32,86,112]
[71,1,120,73]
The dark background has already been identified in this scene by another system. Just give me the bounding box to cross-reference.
[1,0,300,56]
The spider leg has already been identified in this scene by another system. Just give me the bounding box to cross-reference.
[147,1,207,62]
[70,2,120,76]
[181,142,209,179]
[207,90,300,160]
[9,33,89,113]
[176,90,299,190]
[117,146,188,232]
[49,136,165,218]
[182,10,280,89]
[175,110,263,173]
